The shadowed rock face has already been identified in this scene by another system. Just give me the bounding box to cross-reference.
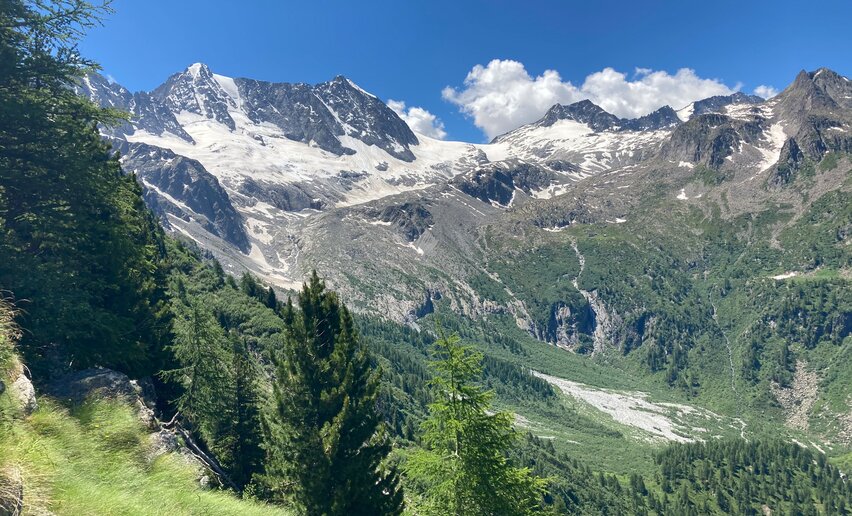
[452,161,553,206]
[115,141,250,252]
[238,179,324,212]
[661,113,765,170]
[532,100,681,134]
[367,201,435,242]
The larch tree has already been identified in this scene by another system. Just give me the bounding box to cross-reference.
[404,331,546,516]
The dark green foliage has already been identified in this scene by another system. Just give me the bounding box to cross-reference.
[163,297,231,429]
[224,334,266,488]
[160,243,280,489]
[264,273,403,515]
[655,440,851,515]
[0,0,169,378]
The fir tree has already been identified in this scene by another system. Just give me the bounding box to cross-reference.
[264,272,403,515]
[404,331,547,516]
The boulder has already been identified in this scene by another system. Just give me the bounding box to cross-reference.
[146,429,181,463]
[9,374,36,416]
[46,368,158,430]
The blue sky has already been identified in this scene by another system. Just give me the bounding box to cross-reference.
[81,0,851,142]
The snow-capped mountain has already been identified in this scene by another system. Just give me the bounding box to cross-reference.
[78,65,851,315]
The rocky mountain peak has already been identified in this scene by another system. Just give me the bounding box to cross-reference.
[152,62,237,130]
[540,101,621,132]
[535,99,681,133]
[774,67,850,126]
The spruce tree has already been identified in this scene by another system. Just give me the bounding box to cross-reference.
[264,272,402,515]
[404,331,547,516]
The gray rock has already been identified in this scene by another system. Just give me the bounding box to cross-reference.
[10,374,36,416]
[452,160,552,206]
[46,368,158,430]
[146,429,181,463]
[115,140,251,252]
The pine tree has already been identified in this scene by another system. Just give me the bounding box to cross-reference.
[404,331,547,516]
[264,272,403,515]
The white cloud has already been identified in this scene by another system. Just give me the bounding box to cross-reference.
[581,67,737,120]
[443,59,739,139]
[388,99,447,140]
[753,85,779,99]
[441,60,583,140]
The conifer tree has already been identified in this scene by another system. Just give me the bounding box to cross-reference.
[0,0,169,378]
[227,333,265,488]
[264,272,403,515]
[163,297,231,439]
[404,331,547,516]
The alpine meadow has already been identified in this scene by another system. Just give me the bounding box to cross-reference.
[1,1,851,515]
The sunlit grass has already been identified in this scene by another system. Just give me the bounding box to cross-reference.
[0,398,289,515]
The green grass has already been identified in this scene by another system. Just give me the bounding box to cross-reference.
[0,398,289,515]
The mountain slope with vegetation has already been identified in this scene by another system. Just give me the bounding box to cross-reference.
[1,1,850,514]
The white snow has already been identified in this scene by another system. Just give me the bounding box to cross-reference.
[212,73,240,104]
[127,108,480,208]
[677,188,688,200]
[678,161,695,169]
[398,242,424,255]
[489,119,670,178]
[771,272,798,280]
[755,122,787,173]
[187,63,203,78]
[676,103,694,122]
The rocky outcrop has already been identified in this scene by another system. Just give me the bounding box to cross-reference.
[117,141,251,252]
[9,374,36,416]
[46,368,158,430]
[238,178,324,212]
[453,161,552,206]
[545,301,595,352]
[367,201,435,242]
[661,113,765,170]
[4,363,36,416]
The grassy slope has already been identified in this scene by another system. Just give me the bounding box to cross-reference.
[0,396,288,515]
